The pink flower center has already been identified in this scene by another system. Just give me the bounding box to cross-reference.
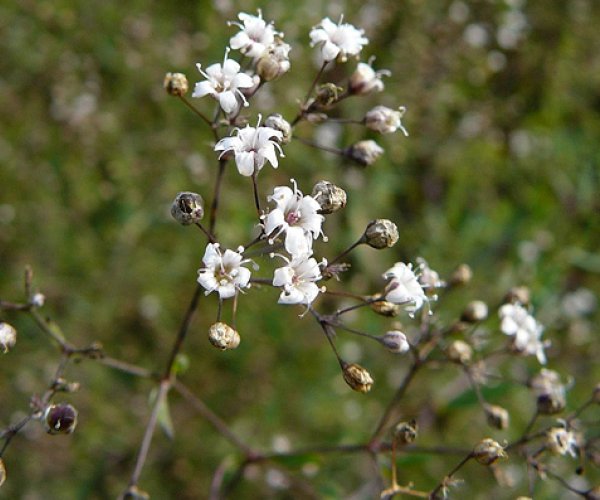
[286,211,300,225]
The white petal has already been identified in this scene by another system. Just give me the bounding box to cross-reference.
[273,266,294,287]
[219,91,239,114]
[235,151,255,176]
[285,226,311,258]
[232,72,255,89]
[192,81,216,98]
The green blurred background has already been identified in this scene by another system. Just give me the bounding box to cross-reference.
[1,0,599,498]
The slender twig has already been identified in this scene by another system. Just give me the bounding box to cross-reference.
[328,237,365,266]
[195,222,217,243]
[209,159,227,235]
[292,61,328,126]
[294,135,346,156]
[429,453,473,499]
[178,95,217,139]
[251,171,261,217]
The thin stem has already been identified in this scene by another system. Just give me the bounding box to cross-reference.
[195,222,217,243]
[209,158,227,236]
[251,171,261,217]
[294,135,346,156]
[292,61,328,126]
[178,95,217,139]
[429,453,473,499]
[328,237,365,266]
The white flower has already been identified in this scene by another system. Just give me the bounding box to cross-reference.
[365,106,409,136]
[273,255,323,305]
[229,10,279,59]
[546,426,578,457]
[383,262,428,316]
[416,257,445,290]
[349,60,390,95]
[197,243,251,299]
[263,181,325,258]
[310,17,368,62]
[499,303,549,364]
[214,116,284,176]
[192,49,254,114]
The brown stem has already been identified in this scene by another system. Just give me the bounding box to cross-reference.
[209,159,227,235]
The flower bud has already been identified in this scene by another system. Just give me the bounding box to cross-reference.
[530,369,566,415]
[445,340,473,364]
[208,322,240,350]
[0,322,17,353]
[449,264,472,286]
[256,40,291,81]
[43,403,78,435]
[369,298,401,317]
[311,180,347,214]
[504,286,531,306]
[264,113,292,144]
[364,219,399,249]
[346,140,384,166]
[171,191,204,225]
[473,438,507,465]
[364,106,408,135]
[537,392,566,415]
[31,292,45,307]
[381,330,410,354]
[315,83,343,108]
[461,301,489,323]
[393,419,418,445]
[349,61,389,95]
[484,404,510,430]
[163,72,189,96]
[342,363,374,393]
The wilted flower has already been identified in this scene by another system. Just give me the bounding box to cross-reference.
[208,322,241,350]
[546,425,578,457]
[349,59,390,95]
[309,16,368,62]
[273,255,324,305]
[215,116,284,176]
[383,262,428,315]
[311,180,347,214]
[530,369,566,415]
[499,303,548,364]
[342,363,374,393]
[192,49,254,114]
[369,297,402,317]
[197,243,252,299]
[473,438,507,465]
[263,181,325,258]
[163,72,189,96]
[365,106,408,136]
[43,403,78,435]
[228,10,279,59]
[170,191,204,225]
[393,419,418,445]
[0,322,17,353]
[364,219,399,249]
[346,140,384,166]
[416,257,445,290]
[264,113,292,144]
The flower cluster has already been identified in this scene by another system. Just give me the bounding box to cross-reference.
[499,303,549,364]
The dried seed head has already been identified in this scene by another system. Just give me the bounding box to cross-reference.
[381,330,410,354]
[346,140,384,166]
[445,340,473,364]
[369,297,402,317]
[449,264,473,286]
[163,72,189,96]
[461,300,489,323]
[43,403,78,435]
[473,438,507,465]
[264,113,292,144]
[171,191,204,225]
[342,363,374,393]
[208,322,240,350]
[546,427,578,457]
[393,419,418,445]
[364,219,399,249]
[0,322,17,353]
[504,286,531,306]
[484,404,510,430]
[311,180,347,214]
[315,83,343,108]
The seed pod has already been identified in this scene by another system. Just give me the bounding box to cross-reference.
[43,403,78,435]
[473,438,507,465]
[346,140,384,166]
[311,180,347,214]
[445,340,473,364]
[461,301,489,323]
[171,192,204,225]
[449,264,473,286]
[208,322,240,350]
[342,363,374,393]
[163,72,189,96]
[0,322,17,353]
[364,219,399,249]
[264,114,292,144]
[393,419,418,445]
[484,404,510,430]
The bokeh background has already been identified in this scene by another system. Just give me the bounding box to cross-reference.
[1,0,599,498]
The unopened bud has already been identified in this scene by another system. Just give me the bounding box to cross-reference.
[346,140,384,166]
[381,330,410,354]
[449,264,472,286]
[43,403,78,435]
[504,286,531,306]
[446,340,473,364]
[315,83,343,108]
[349,62,389,95]
[369,297,401,317]
[530,369,566,415]
[473,438,507,465]
[163,72,189,96]
[364,219,399,249]
[0,322,17,353]
[264,114,292,144]
[311,180,347,214]
[342,363,374,393]
[537,392,566,415]
[364,106,408,135]
[256,40,291,81]
[208,322,240,350]
[171,192,204,225]
[393,419,418,445]
[31,292,45,307]
[484,404,510,430]
[461,301,489,323]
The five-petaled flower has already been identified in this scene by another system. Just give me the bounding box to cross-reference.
[192,49,254,114]
[214,116,285,176]
[263,181,325,258]
[310,17,368,62]
[383,262,428,316]
[229,10,279,59]
[499,303,548,364]
[273,255,324,305]
[197,243,252,299]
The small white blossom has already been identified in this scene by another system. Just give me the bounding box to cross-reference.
[546,425,578,457]
[349,60,390,95]
[416,257,445,290]
[499,303,549,364]
[197,243,251,299]
[214,116,284,176]
[192,49,254,114]
[228,10,279,59]
[0,322,17,353]
[273,255,324,305]
[383,262,428,316]
[263,181,325,258]
[310,17,368,62]
[365,106,409,136]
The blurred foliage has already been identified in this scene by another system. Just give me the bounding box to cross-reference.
[1,0,600,498]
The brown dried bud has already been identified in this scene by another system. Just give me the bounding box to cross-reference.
[445,340,473,364]
[546,427,577,456]
[163,72,189,96]
[484,404,510,430]
[315,83,343,108]
[0,322,17,353]
[473,438,507,465]
[369,297,401,317]
[311,180,347,214]
[504,286,531,306]
[364,219,399,249]
[461,300,489,323]
[43,403,78,435]
[208,322,240,350]
[393,419,418,445]
[342,363,374,393]
[171,191,204,225]
[449,264,472,286]
[346,140,384,166]
[537,392,566,415]
[264,113,292,144]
